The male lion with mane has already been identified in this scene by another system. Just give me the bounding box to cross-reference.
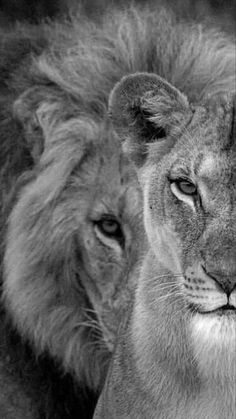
[0,3,235,419]
[0,9,143,419]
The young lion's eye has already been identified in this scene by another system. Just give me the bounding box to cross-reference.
[175,179,197,195]
[170,178,198,207]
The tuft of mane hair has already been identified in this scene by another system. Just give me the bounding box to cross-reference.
[35,5,235,106]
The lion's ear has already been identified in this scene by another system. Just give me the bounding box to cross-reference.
[109,72,191,167]
[13,86,60,163]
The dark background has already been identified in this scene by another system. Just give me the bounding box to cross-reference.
[0,0,235,28]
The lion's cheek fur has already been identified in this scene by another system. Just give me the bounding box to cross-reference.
[3,186,108,391]
[140,166,182,274]
[79,235,126,351]
[144,201,182,275]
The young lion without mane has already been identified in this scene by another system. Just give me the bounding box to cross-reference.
[93,9,236,419]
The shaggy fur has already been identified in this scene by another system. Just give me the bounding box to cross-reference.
[0,9,144,419]
[0,4,235,418]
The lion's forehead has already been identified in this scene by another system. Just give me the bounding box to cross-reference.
[94,144,141,217]
[88,155,140,220]
[172,149,236,212]
[171,97,236,203]
[183,96,235,154]
[93,183,141,220]
[197,152,236,184]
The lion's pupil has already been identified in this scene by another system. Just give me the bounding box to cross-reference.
[178,181,196,195]
[101,220,119,234]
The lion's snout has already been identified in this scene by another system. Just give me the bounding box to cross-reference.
[200,229,236,294]
[204,266,236,295]
[203,254,236,295]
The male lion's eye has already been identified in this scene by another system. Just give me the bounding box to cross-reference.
[174,179,197,195]
[94,217,124,244]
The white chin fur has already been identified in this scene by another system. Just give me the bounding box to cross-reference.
[190,313,236,382]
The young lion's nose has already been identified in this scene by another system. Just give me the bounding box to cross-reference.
[205,267,236,295]
[203,238,236,295]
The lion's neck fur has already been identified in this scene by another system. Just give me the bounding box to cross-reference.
[129,250,235,419]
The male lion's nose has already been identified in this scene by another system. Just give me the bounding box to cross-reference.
[205,268,236,295]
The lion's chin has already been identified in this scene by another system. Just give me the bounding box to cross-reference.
[189,313,236,383]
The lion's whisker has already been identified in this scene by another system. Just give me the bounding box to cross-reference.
[144,273,183,281]
[155,291,183,303]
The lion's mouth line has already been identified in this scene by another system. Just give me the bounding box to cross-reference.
[188,302,236,315]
